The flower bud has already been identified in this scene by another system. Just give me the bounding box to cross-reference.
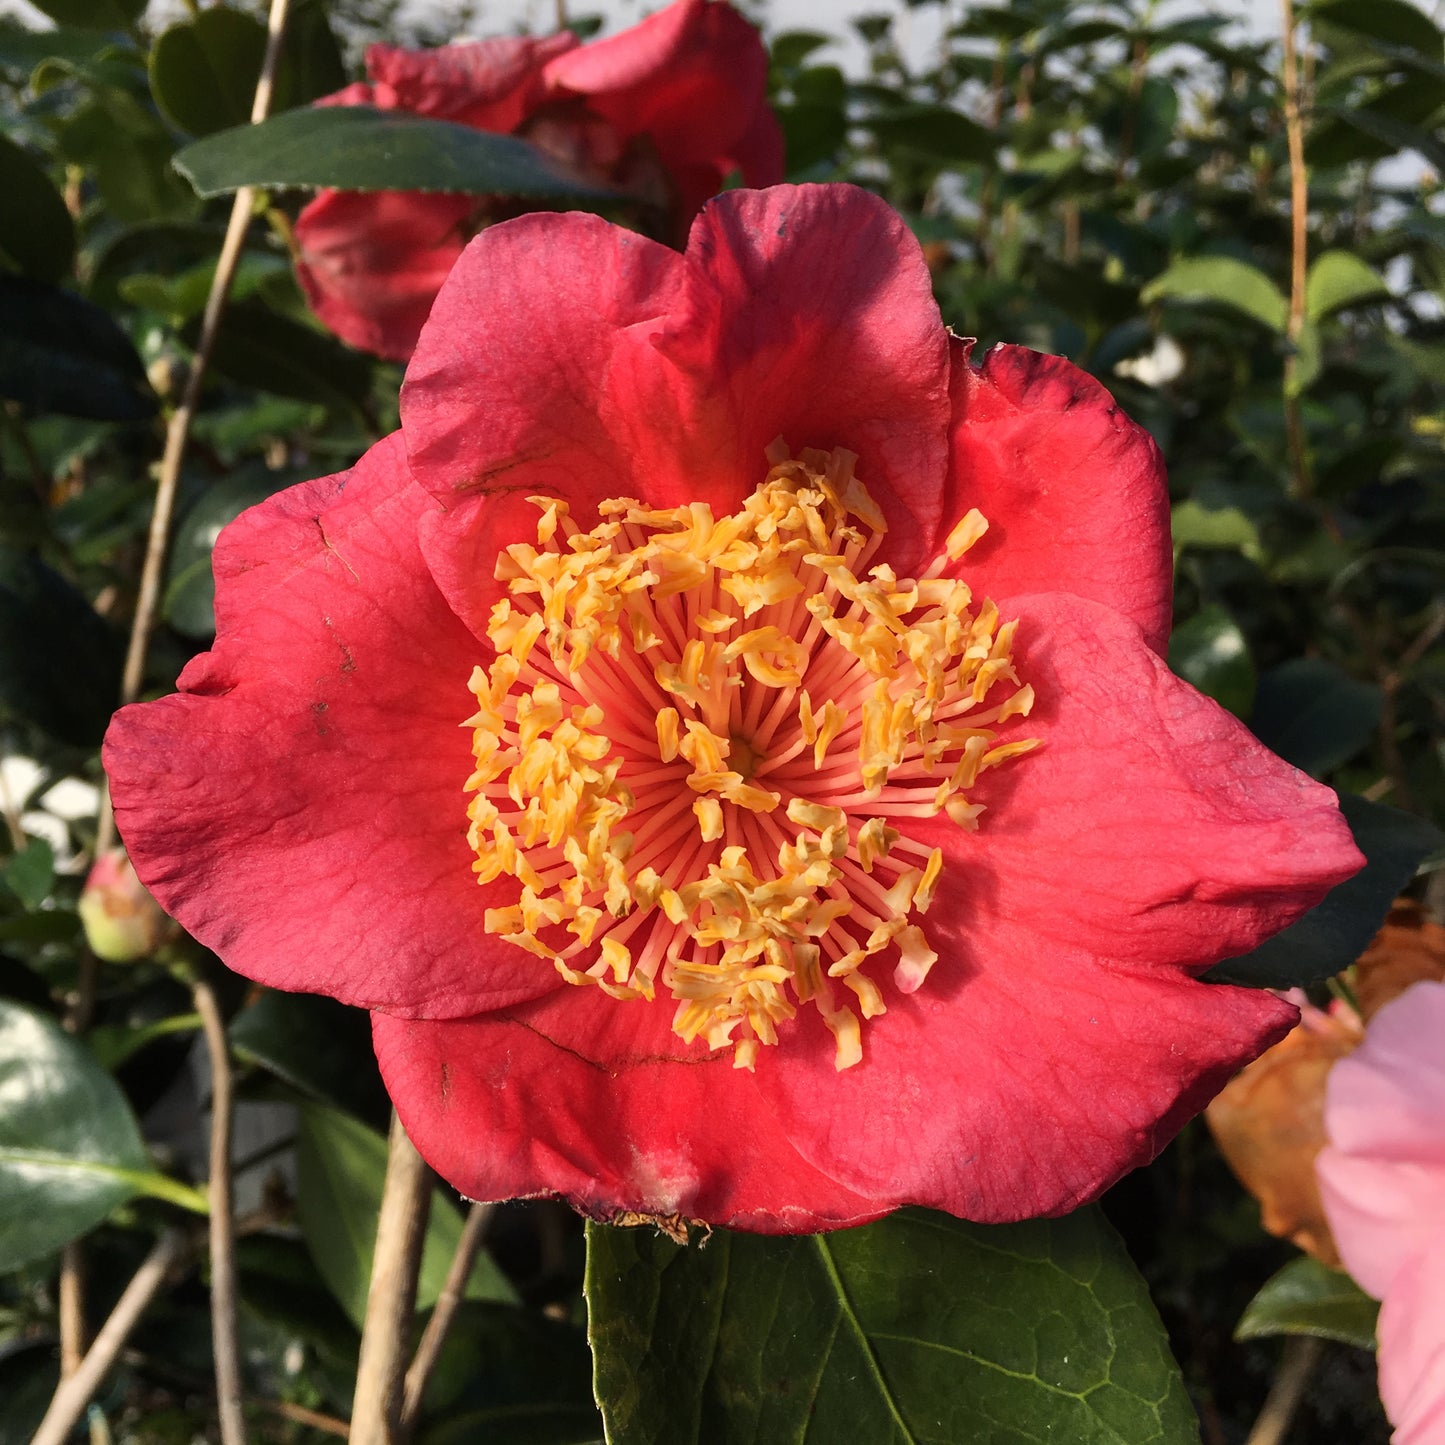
[79,849,171,962]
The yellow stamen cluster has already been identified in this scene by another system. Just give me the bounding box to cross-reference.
[463,442,1039,1070]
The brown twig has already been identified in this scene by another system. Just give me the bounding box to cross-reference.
[95,0,294,859]
[1279,0,1313,498]
[194,978,245,1445]
[1245,1336,1324,1445]
[247,1396,351,1438]
[400,1203,494,1428]
[351,1114,433,1445]
[32,1230,194,1445]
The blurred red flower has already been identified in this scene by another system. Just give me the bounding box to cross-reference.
[107,184,1362,1232]
[293,0,781,360]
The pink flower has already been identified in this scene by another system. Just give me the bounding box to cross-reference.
[294,0,782,360]
[1318,979,1445,1442]
[105,184,1362,1232]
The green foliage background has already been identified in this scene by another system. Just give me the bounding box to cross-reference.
[1,0,1442,1440]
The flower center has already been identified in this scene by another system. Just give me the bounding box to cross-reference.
[463,442,1039,1070]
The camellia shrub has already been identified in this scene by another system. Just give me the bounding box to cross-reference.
[1,0,1441,1442]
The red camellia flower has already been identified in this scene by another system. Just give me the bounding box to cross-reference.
[106,184,1363,1233]
[293,0,782,360]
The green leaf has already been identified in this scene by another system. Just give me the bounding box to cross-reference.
[184,298,374,414]
[0,22,135,75]
[174,105,621,199]
[1306,250,1391,320]
[149,7,270,137]
[230,988,391,1122]
[296,1103,517,1330]
[1170,499,1262,559]
[1317,103,1445,172]
[1143,257,1288,332]
[1235,1257,1379,1348]
[1250,657,1383,775]
[0,275,155,422]
[1208,794,1444,988]
[586,1207,1198,1445]
[164,466,297,638]
[0,545,125,747]
[771,30,834,69]
[1168,605,1257,718]
[2,838,55,912]
[0,1340,58,1445]
[417,1302,603,1444]
[0,999,150,1269]
[1310,0,1443,59]
[0,133,75,283]
[867,104,997,164]
[26,0,146,29]
[148,3,344,138]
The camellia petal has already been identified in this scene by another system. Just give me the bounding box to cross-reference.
[944,342,1174,654]
[1376,1229,1445,1445]
[106,434,559,1018]
[295,190,477,364]
[1318,980,1445,1296]
[372,994,885,1234]
[404,185,953,641]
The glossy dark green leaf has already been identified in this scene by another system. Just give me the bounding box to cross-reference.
[1208,795,1443,988]
[0,133,75,283]
[236,1233,361,1373]
[0,545,125,746]
[0,275,155,422]
[0,1000,149,1269]
[174,105,620,198]
[1317,103,1445,172]
[230,988,390,1122]
[867,103,996,163]
[417,1302,602,1444]
[1235,1257,1379,1348]
[59,98,197,224]
[296,1103,517,1330]
[1306,250,1391,320]
[1168,605,1256,717]
[0,22,133,74]
[2,838,55,912]
[1250,657,1383,775]
[26,0,145,29]
[586,1207,1197,1445]
[1143,257,1288,332]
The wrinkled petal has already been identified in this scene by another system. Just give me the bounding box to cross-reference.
[403,184,953,639]
[373,992,885,1233]
[761,947,1297,1221]
[106,435,551,1018]
[365,33,577,130]
[544,0,773,169]
[1377,1230,1445,1445]
[945,341,1173,654]
[1318,980,1445,1297]
[295,190,476,361]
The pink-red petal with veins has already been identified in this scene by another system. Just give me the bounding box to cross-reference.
[295,190,477,362]
[105,434,554,1019]
[402,184,953,640]
[944,341,1174,655]
[371,991,886,1233]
